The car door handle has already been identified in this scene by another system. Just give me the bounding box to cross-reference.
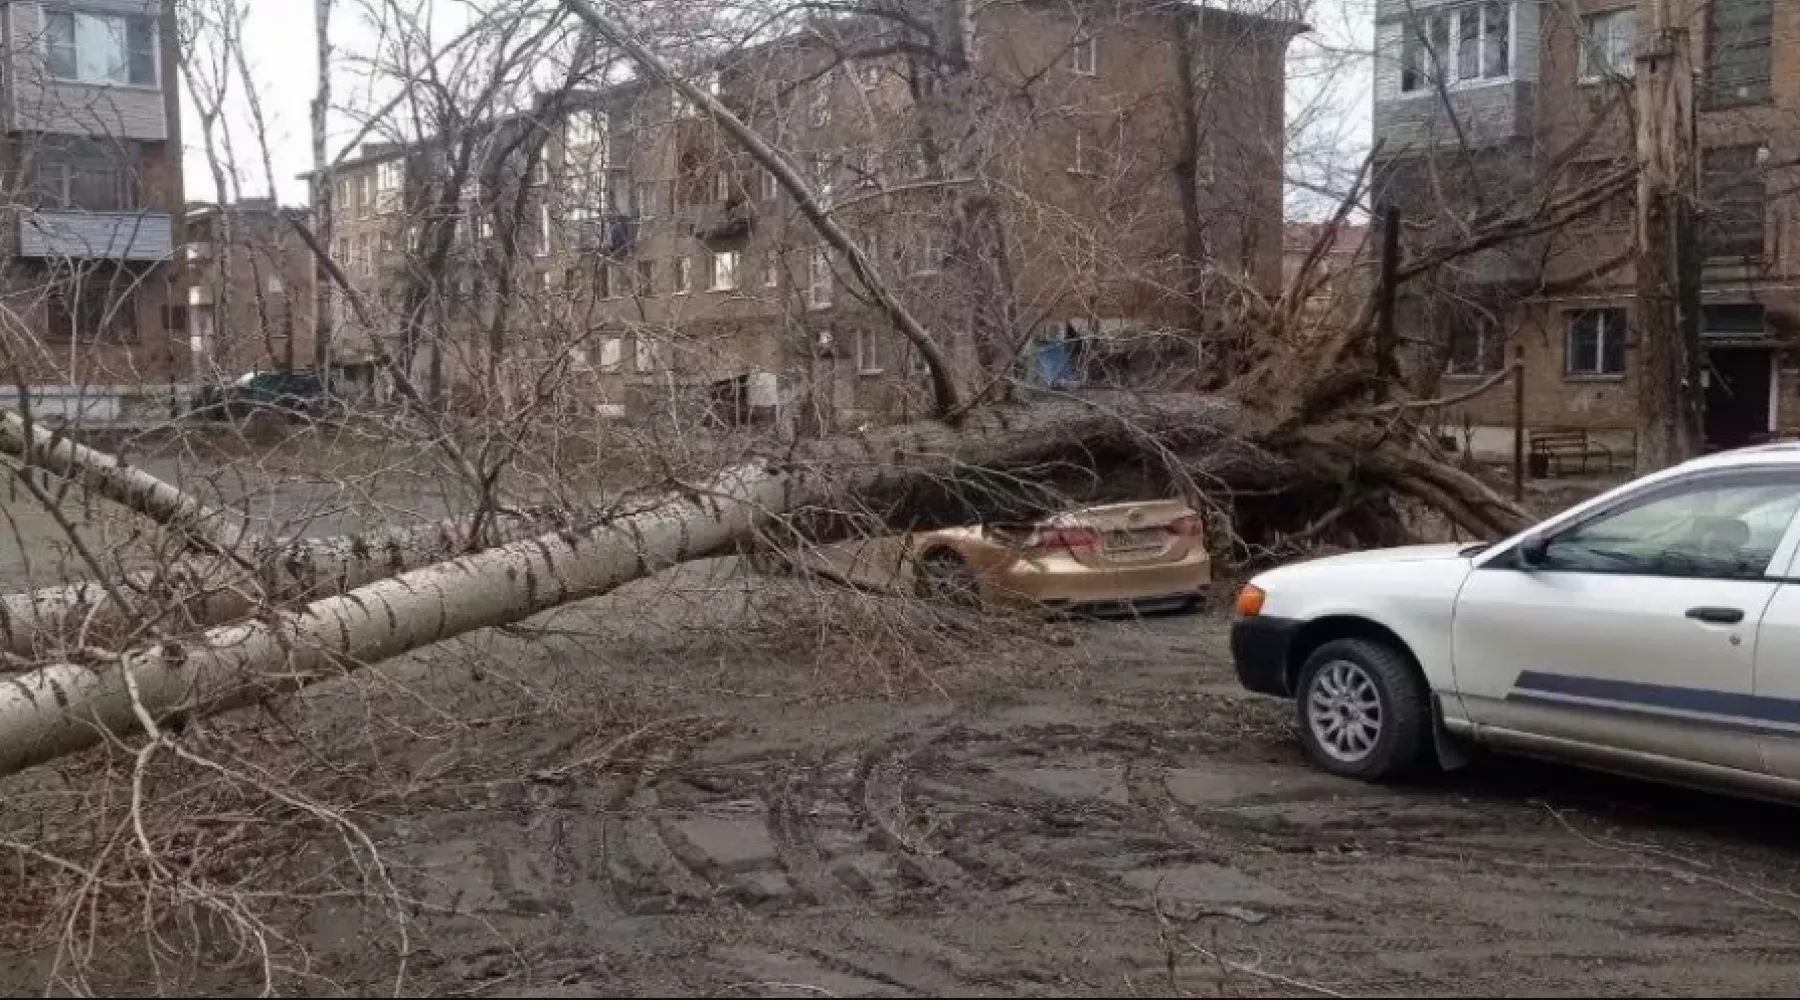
[1686,606,1746,625]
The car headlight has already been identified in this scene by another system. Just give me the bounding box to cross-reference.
[1234,584,1266,617]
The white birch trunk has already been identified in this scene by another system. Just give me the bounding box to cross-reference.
[0,464,788,776]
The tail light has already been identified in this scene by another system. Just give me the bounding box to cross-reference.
[1029,526,1101,550]
[1166,515,1204,537]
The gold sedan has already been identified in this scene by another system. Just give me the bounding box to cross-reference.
[910,500,1211,613]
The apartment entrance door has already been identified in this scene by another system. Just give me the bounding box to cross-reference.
[1704,347,1775,451]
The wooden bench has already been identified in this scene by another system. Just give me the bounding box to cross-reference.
[1529,428,1618,477]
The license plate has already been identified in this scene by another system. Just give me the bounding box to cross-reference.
[1103,529,1163,552]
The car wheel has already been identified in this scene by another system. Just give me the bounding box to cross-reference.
[915,550,979,606]
[1295,638,1430,782]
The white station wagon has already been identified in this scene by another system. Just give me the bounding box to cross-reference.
[1231,443,1800,800]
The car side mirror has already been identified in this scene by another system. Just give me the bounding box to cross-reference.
[1516,533,1549,569]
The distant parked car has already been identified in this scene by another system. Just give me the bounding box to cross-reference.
[910,499,1211,614]
[192,370,342,422]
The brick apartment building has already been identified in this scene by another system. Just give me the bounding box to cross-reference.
[320,0,1300,426]
[2,0,186,424]
[1373,0,1799,454]
[183,199,318,380]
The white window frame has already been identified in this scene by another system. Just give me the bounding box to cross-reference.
[537,202,552,256]
[1578,8,1636,82]
[1070,128,1099,175]
[913,230,943,276]
[637,259,656,296]
[675,255,693,295]
[714,170,733,203]
[855,328,883,375]
[760,167,780,202]
[808,249,833,309]
[634,179,658,218]
[597,337,623,373]
[858,62,882,91]
[44,9,160,88]
[358,173,374,219]
[377,160,404,193]
[1071,34,1098,76]
[1565,307,1628,378]
[711,250,739,291]
[1398,1,1514,95]
[763,254,780,288]
[635,336,665,374]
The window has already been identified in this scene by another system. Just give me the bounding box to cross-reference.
[637,259,656,295]
[1705,0,1773,106]
[34,142,133,211]
[605,169,630,213]
[1564,308,1627,377]
[760,168,779,201]
[377,160,405,192]
[1578,9,1635,80]
[635,336,667,373]
[913,230,944,275]
[566,168,602,222]
[810,155,837,210]
[675,256,693,294]
[46,10,156,86]
[336,179,350,210]
[538,203,552,256]
[808,249,832,309]
[1701,145,1766,260]
[634,180,658,218]
[359,234,375,276]
[1071,127,1100,175]
[597,337,623,372]
[763,254,780,288]
[1399,1,1509,93]
[810,78,832,127]
[1535,476,1800,579]
[711,250,739,291]
[1071,34,1097,76]
[530,157,549,186]
[714,170,733,203]
[856,328,883,374]
[46,280,137,343]
[858,62,882,91]
[596,265,615,299]
[266,276,284,295]
[358,174,374,218]
[1446,317,1505,375]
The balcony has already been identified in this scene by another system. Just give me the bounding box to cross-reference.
[692,200,754,246]
[572,214,637,257]
[19,211,174,262]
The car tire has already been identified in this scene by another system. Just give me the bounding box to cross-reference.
[915,550,979,606]
[1295,637,1430,782]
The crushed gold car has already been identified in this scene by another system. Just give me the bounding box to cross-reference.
[910,500,1211,613]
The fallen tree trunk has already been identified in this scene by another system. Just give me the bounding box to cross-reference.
[0,504,596,658]
[0,396,1268,772]
[0,412,246,553]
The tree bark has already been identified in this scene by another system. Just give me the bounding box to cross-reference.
[311,0,336,379]
[1634,0,1702,471]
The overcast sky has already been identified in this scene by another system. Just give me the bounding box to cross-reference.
[184,0,1374,215]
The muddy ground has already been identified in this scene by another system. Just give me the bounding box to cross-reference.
[4,439,1798,996]
[10,566,1800,997]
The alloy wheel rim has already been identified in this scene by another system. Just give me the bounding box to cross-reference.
[1306,659,1383,763]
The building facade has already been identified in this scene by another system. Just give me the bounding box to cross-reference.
[1373,0,1799,453]
[2,0,186,424]
[321,0,1300,428]
[184,199,318,381]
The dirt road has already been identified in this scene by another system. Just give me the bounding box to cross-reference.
[150,573,1793,998]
